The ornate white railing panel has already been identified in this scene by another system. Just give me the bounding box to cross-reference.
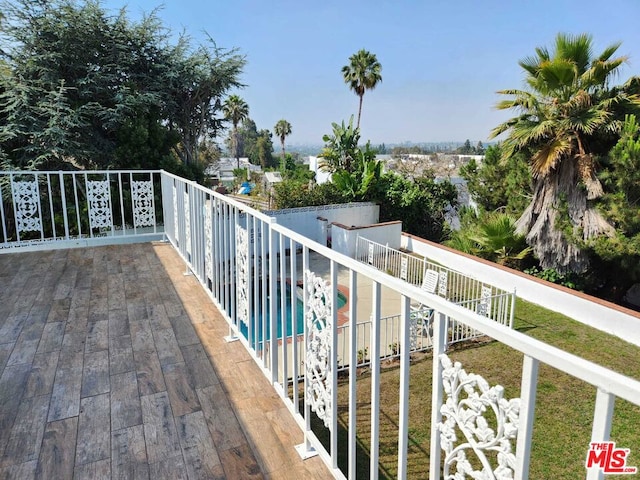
[86,179,112,230]
[11,178,42,236]
[132,180,156,228]
[236,224,249,327]
[304,269,333,429]
[0,170,163,250]
[438,354,519,480]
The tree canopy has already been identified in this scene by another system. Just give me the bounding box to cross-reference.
[490,33,640,273]
[0,0,245,173]
[273,119,292,170]
[222,95,249,169]
[459,143,531,215]
[342,49,382,129]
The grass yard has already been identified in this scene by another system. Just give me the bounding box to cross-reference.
[314,299,640,479]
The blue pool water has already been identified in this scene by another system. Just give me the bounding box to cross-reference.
[239,285,346,344]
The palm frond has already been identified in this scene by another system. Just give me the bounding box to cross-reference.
[531,137,572,177]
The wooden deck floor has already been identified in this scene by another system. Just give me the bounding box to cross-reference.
[0,243,329,479]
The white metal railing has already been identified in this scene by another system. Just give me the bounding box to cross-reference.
[161,170,640,480]
[356,236,516,335]
[5,170,639,480]
[0,170,164,251]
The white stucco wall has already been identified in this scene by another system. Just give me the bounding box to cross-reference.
[332,221,402,258]
[265,203,380,244]
[401,233,640,347]
[308,156,332,185]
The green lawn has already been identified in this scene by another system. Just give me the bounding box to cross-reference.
[319,299,640,479]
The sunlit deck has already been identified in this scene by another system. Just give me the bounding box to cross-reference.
[0,242,329,479]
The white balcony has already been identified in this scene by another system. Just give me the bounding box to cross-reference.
[1,169,639,479]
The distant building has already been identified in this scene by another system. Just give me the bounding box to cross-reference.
[308,156,331,184]
[205,157,262,187]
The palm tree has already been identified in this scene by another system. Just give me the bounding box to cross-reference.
[446,212,532,268]
[222,95,249,169]
[490,33,640,273]
[273,119,292,171]
[342,49,382,129]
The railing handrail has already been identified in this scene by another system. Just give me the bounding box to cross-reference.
[0,169,162,175]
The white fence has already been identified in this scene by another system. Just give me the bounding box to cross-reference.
[356,236,516,343]
[161,171,640,480]
[0,170,164,251]
[4,169,640,480]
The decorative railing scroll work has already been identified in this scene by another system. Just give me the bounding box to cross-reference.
[438,354,520,480]
[304,269,333,429]
[235,224,249,327]
[86,180,112,229]
[12,179,42,234]
[131,180,155,227]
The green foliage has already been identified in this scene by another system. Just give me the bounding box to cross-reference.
[373,172,457,242]
[272,180,346,209]
[446,211,532,268]
[331,150,382,201]
[223,95,249,167]
[273,119,292,170]
[459,143,532,215]
[279,154,314,182]
[319,117,365,173]
[489,32,640,273]
[230,119,275,168]
[586,114,640,293]
[0,0,244,171]
[523,267,581,290]
[457,139,473,154]
[252,130,275,169]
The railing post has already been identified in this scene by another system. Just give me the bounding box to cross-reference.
[429,312,447,480]
[397,294,411,479]
[330,260,338,470]
[348,269,358,479]
[515,355,539,479]
[269,218,278,382]
[370,280,381,479]
[586,389,615,480]
[510,287,517,328]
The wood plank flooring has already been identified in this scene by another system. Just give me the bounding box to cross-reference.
[0,243,329,479]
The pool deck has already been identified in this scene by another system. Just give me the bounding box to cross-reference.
[0,243,329,479]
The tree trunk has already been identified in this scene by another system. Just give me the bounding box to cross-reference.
[356,94,364,129]
[281,140,286,171]
[516,158,614,273]
[234,127,239,169]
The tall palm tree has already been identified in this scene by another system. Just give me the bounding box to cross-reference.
[342,49,382,129]
[222,95,249,169]
[273,119,292,170]
[490,33,640,273]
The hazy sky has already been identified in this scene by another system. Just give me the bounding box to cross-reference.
[101,0,640,145]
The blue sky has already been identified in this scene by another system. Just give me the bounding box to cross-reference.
[101,0,640,145]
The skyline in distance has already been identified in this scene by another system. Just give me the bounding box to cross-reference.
[101,0,640,145]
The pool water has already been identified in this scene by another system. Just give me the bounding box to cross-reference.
[239,284,346,344]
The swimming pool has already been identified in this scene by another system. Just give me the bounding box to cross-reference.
[239,284,347,344]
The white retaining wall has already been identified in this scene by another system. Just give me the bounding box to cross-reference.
[401,233,640,347]
[332,221,402,258]
[265,202,379,245]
